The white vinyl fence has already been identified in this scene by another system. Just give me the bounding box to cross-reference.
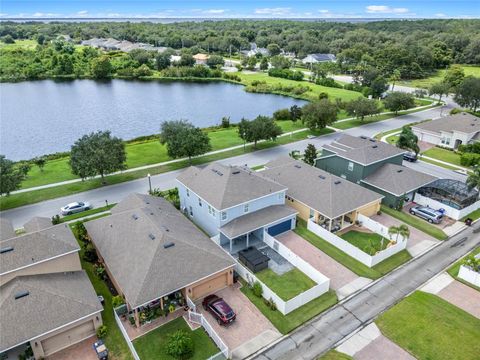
[458,257,480,287]
[114,306,141,360]
[236,232,330,315]
[188,310,229,359]
[414,193,480,220]
[307,219,407,268]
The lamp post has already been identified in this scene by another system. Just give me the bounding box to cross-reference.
[147,173,152,194]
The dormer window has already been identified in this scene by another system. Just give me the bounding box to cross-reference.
[186,189,190,197]
[198,198,202,207]
[244,203,249,213]
[221,211,227,220]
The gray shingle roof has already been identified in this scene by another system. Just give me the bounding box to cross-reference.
[322,134,406,165]
[412,113,480,135]
[0,218,15,241]
[0,271,102,352]
[219,205,297,239]
[361,163,437,196]
[177,163,286,210]
[0,224,80,275]
[85,194,235,309]
[23,217,53,233]
[262,157,383,219]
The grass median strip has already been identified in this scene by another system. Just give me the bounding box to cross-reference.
[294,220,411,279]
[255,268,316,301]
[381,205,448,240]
[59,204,116,222]
[376,291,480,360]
[1,127,334,211]
[240,280,337,335]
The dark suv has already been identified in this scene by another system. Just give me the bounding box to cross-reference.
[202,294,236,325]
[403,152,417,162]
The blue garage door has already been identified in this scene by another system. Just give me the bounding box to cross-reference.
[267,219,292,236]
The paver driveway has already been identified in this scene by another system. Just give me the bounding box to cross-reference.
[197,284,281,359]
[46,336,98,360]
[276,231,358,290]
[437,280,480,319]
[354,335,415,360]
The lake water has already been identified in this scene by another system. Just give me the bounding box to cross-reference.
[0,80,306,160]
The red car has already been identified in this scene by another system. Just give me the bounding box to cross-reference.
[202,294,236,325]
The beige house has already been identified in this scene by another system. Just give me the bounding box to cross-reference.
[262,157,383,232]
[0,218,103,359]
[193,53,209,65]
[85,194,235,327]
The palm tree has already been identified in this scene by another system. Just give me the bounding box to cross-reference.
[388,224,410,244]
[467,168,480,191]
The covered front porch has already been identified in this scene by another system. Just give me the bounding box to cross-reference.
[310,209,356,233]
[218,205,298,255]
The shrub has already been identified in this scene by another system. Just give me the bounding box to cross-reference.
[269,297,277,311]
[51,214,61,225]
[73,221,90,242]
[221,116,230,128]
[112,295,125,308]
[318,92,329,100]
[268,68,304,81]
[95,264,106,279]
[165,330,194,359]
[461,153,480,167]
[83,243,98,263]
[96,325,108,339]
[252,281,263,297]
[450,108,462,115]
[315,77,342,88]
[222,72,241,82]
[273,108,291,120]
[343,83,367,93]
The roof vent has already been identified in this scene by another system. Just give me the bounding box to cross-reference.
[397,169,403,173]
[232,170,241,174]
[372,145,378,148]
[294,164,301,168]
[163,242,175,249]
[148,233,155,240]
[0,246,14,254]
[318,175,326,179]
[334,180,341,185]
[360,136,367,139]
[132,214,138,220]
[369,139,376,142]
[14,291,30,300]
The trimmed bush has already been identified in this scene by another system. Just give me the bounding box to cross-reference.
[252,281,263,297]
[268,68,304,81]
[96,325,108,339]
[112,295,125,308]
[273,108,292,120]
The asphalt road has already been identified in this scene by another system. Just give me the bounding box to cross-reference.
[251,226,480,360]
[0,103,465,229]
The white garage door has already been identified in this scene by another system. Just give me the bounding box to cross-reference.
[41,320,95,356]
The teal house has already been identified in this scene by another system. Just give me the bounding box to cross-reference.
[316,134,436,208]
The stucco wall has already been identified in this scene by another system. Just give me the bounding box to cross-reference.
[0,252,82,286]
[357,201,382,217]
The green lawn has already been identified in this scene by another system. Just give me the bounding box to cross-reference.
[422,147,463,167]
[294,219,411,279]
[1,126,334,211]
[398,65,480,89]
[132,317,220,360]
[461,208,480,222]
[240,280,338,334]
[447,247,480,291]
[419,157,463,171]
[0,39,38,50]
[256,268,316,301]
[236,71,361,102]
[59,204,115,222]
[381,205,448,240]
[376,291,480,360]
[318,350,353,360]
[70,222,134,360]
[340,230,388,255]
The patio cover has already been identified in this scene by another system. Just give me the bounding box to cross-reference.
[219,205,297,239]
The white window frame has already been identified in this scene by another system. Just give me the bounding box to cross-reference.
[189,206,193,216]
[348,162,354,171]
[186,188,190,197]
[221,211,227,220]
[198,198,202,207]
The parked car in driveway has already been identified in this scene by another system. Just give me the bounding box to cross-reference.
[60,201,91,215]
[202,294,236,325]
[93,339,108,360]
[409,205,443,223]
[403,152,417,162]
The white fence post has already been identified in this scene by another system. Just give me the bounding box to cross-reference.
[114,307,141,360]
[187,309,229,359]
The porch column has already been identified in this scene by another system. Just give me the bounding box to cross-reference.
[160,297,164,310]
[229,238,233,253]
[134,308,140,328]
[246,233,250,248]
[341,215,345,229]
[328,218,333,232]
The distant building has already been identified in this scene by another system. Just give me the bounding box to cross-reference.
[80,37,167,53]
[240,43,269,57]
[412,113,480,150]
[302,53,337,64]
[193,53,209,65]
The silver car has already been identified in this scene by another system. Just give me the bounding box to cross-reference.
[60,201,91,216]
[409,205,443,224]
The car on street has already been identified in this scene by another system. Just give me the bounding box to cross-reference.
[409,205,443,223]
[403,152,418,162]
[202,294,236,325]
[60,201,91,215]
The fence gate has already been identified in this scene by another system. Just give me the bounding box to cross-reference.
[187,310,203,324]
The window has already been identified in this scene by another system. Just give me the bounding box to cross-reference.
[221,211,227,220]
[348,162,354,171]
[341,174,347,179]
[198,198,202,207]
[212,209,216,218]
[278,193,283,200]
[189,206,193,216]
[244,203,249,213]
[186,189,190,197]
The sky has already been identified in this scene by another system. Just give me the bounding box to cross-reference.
[0,1,479,19]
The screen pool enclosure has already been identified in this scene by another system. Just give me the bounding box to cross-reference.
[417,179,479,210]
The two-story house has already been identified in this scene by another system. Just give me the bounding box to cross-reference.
[412,113,480,149]
[0,218,103,359]
[316,134,437,208]
[177,163,298,254]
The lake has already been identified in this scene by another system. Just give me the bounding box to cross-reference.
[0,79,306,160]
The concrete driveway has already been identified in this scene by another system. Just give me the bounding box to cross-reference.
[197,284,281,359]
[276,231,371,299]
[371,213,438,257]
[46,336,98,360]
